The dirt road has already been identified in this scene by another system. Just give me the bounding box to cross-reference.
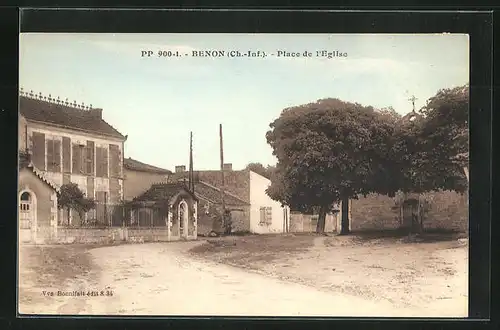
[27,242,464,317]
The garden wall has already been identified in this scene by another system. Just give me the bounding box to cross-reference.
[350,191,468,232]
[53,227,187,244]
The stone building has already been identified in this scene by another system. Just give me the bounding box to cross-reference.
[18,91,127,227]
[128,182,198,241]
[123,157,172,201]
[171,164,291,234]
[18,151,60,243]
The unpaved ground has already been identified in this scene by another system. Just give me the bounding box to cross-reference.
[18,244,102,315]
[189,234,468,317]
[18,234,468,317]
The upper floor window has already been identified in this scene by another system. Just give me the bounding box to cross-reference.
[46,138,61,172]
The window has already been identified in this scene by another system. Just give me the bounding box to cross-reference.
[46,137,61,172]
[96,147,109,178]
[72,144,85,174]
[259,207,272,225]
[84,144,94,175]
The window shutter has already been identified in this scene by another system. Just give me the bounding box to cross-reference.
[62,137,71,173]
[72,144,81,174]
[32,132,45,169]
[46,139,54,171]
[53,139,61,172]
[86,141,95,175]
[259,207,265,224]
[266,207,273,225]
[103,148,108,178]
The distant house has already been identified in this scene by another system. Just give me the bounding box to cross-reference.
[123,157,172,202]
[18,91,127,236]
[170,164,290,234]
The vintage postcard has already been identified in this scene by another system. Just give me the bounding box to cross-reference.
[18,33,469,317]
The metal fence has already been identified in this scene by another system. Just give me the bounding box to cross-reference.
[58,203,168,228]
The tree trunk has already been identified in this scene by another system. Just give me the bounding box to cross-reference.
[67,207,71,226]
[315,205,328,234]
[339,196,350,235]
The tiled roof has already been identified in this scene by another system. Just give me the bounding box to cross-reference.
[170,169,250,202]
[19,95,126,139]
[194,181,249,206]
[124,157,172,174]
[133,182,197,202]
[19,153,60,193]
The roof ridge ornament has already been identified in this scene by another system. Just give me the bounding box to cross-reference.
[20,88,99,112]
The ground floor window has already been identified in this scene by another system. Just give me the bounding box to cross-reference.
[259,207,272,225]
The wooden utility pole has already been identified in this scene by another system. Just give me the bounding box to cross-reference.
[189,131,194,193]
[219,124,226,232]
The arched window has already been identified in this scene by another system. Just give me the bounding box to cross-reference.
[20,192,31,201]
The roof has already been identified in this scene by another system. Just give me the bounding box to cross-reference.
[133,182,197,203]
[170,169,251,202]
[19,95,126,139]
[194,181,249,206]
[19,152,60,193]
[124,157,172,174]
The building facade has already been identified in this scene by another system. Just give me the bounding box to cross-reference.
[123,157,172,202]
[19,91,127,226]
[171,164,290,234]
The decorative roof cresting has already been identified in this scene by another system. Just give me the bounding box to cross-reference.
[19,87,94,111]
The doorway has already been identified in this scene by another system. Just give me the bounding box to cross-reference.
[402,199,419,232]
[178,200,189,238]
[19,191,35,243]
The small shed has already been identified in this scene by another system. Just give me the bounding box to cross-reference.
[127,183,198,241]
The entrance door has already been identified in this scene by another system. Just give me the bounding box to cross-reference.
[19,192,34,243]
[178,201,188,238]
[402,199,418,231]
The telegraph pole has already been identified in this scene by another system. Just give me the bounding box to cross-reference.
[219,124,226,233]
[189,131,194,193]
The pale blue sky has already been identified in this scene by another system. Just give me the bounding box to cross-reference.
[19,33,469,171]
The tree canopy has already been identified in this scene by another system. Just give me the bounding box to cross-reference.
[264,85,469,233]
[245,162,275,180]
[265,98,398,232]
[58,183,96,225]
[417,84,469,188]
[387,85,469,195]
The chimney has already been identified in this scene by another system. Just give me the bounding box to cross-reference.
[175,165,186,173]
[223,163,232,171]
[92,108,103,119]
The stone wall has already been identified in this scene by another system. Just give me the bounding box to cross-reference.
[289,213,338,233]
[195,198,250,235]
[53,227,186,244]
[173,170,251,203]
[350,193,401,231]
[350,191,468,232]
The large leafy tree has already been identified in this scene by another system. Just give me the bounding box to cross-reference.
[418,84,469,186]
[380,86,468,234]
[389,85,468,196]
[266,98,397,234]
[58,183,97,226]
[245,162,276,180]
